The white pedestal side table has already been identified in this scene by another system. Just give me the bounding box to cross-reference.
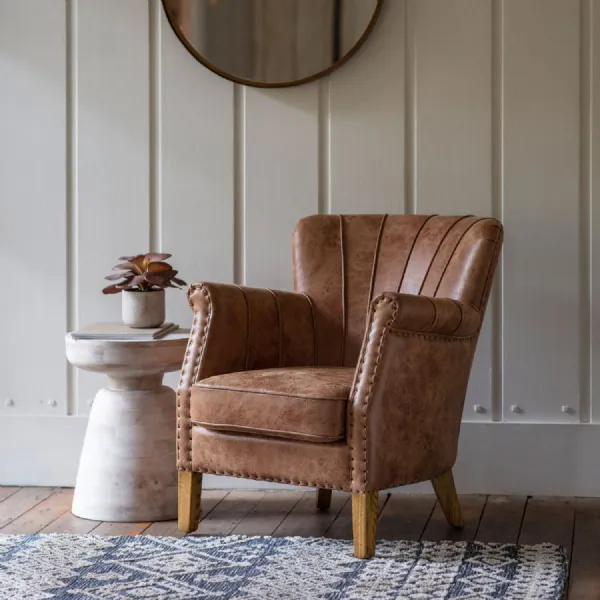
[65,330,189,522]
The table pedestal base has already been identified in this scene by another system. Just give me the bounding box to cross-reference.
[72,382,177,522]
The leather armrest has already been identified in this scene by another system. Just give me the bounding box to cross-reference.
[177,282,316,469]
[348,293,481,492]
[382,292,481,338]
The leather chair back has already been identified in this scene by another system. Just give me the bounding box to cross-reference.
[293,215,502,367]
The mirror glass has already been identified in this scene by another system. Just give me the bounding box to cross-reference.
[162,0,382,87]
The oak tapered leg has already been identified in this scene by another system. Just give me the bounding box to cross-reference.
[316,489,332,510]
[178,471,202,533]
[431,469,463,528]
[352,492,378,559]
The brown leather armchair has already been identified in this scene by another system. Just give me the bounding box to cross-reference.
[177,214,503,558]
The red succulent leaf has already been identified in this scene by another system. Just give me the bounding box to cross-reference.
[102,283,123,294]
[112,262,139,272]
[146,261,173,273]
[105,271,134,281]
[103,252,184,294]
[132,256,148,273]
[144,272,170,287]
[127,275,146,288]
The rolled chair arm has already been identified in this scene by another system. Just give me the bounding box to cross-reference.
[348,292,482,492]
[177,282,316,469]
[384,292,481,338]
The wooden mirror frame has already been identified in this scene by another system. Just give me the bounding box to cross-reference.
[161,0,384,89]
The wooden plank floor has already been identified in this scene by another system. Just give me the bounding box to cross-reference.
[0,487,597,598]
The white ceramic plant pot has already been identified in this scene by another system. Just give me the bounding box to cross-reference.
[122,289,165,328]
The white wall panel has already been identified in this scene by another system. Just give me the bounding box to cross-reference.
[329,0,405,213]
[2,0,599,492]
[160,3,235,328]
[0,0,67,415]
[592,0,600,422]
[503,0,580,422]
[244,86,319,290]
[411,0,494,421]
[75,0,151,414]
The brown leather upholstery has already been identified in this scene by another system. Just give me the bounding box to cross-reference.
[191,427,351,490]
[177,214,503,494]
[293,215,498,367]
[191,367,354,442]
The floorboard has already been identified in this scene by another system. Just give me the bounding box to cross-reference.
[1,488,596,597]
[39,510,101,535]
[518,497,576,557]
[0,487,55,529]
[325,492,389,540]
[0,487,21,503]
[566,499,600,600]
[142,490,230,537]
[420,495,487,542]
[273,491,348,538]
[378,493,437,541]
[475,495,527,544]
[92,521,152,536]
[191,490,265,536]
[231,491,303,536]
[2,489,74,534]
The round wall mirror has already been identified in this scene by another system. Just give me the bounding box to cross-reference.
[162,0,383,88]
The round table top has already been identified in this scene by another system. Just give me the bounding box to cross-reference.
[65,329,190,375]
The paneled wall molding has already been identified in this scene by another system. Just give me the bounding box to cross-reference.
[1,0,598,490]
[65,0,78,417]
[3,416,600,497]
[580,0,592,422]
[491,0,504,423]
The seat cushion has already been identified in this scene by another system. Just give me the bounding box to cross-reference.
[191,367,354,443]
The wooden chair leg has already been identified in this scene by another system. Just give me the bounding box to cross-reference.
[316,488,332,510]
[352,492,378,559]
[431,469,463,528]
[178,471,202,533]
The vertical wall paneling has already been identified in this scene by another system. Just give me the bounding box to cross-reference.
[491,0,504,422]
[411,0,494,420]
[503,0,580,422]
[591,0,600,422]
[318,78,331,215]
[160,2,235,328]
[244,86,319,290]
[329,0,406,213]
[233,84,247,286]
[3,0,600,488]
[66,0,77,415]
[581,0,592,422]
[150,0,162,253]
[404,0,416,215]
[412,1,493,214]
[0,0,67,415]
[75,0,151,414]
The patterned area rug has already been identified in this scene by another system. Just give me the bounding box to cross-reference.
[0,534,567,599]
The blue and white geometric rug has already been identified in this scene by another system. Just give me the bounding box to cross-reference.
[0,534,567,599]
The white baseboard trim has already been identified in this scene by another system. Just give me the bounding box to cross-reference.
[2,416,599,496]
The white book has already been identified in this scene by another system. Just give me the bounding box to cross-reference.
[71,322,180,341]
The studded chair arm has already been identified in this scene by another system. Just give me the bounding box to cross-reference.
[177,282,316,470]
[348,292,482,492]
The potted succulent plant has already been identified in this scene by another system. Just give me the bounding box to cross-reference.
[102,253,187,328]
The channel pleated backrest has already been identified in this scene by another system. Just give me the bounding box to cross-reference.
[292,214,503,368]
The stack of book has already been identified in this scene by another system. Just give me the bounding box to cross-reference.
[71,322,182,341]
